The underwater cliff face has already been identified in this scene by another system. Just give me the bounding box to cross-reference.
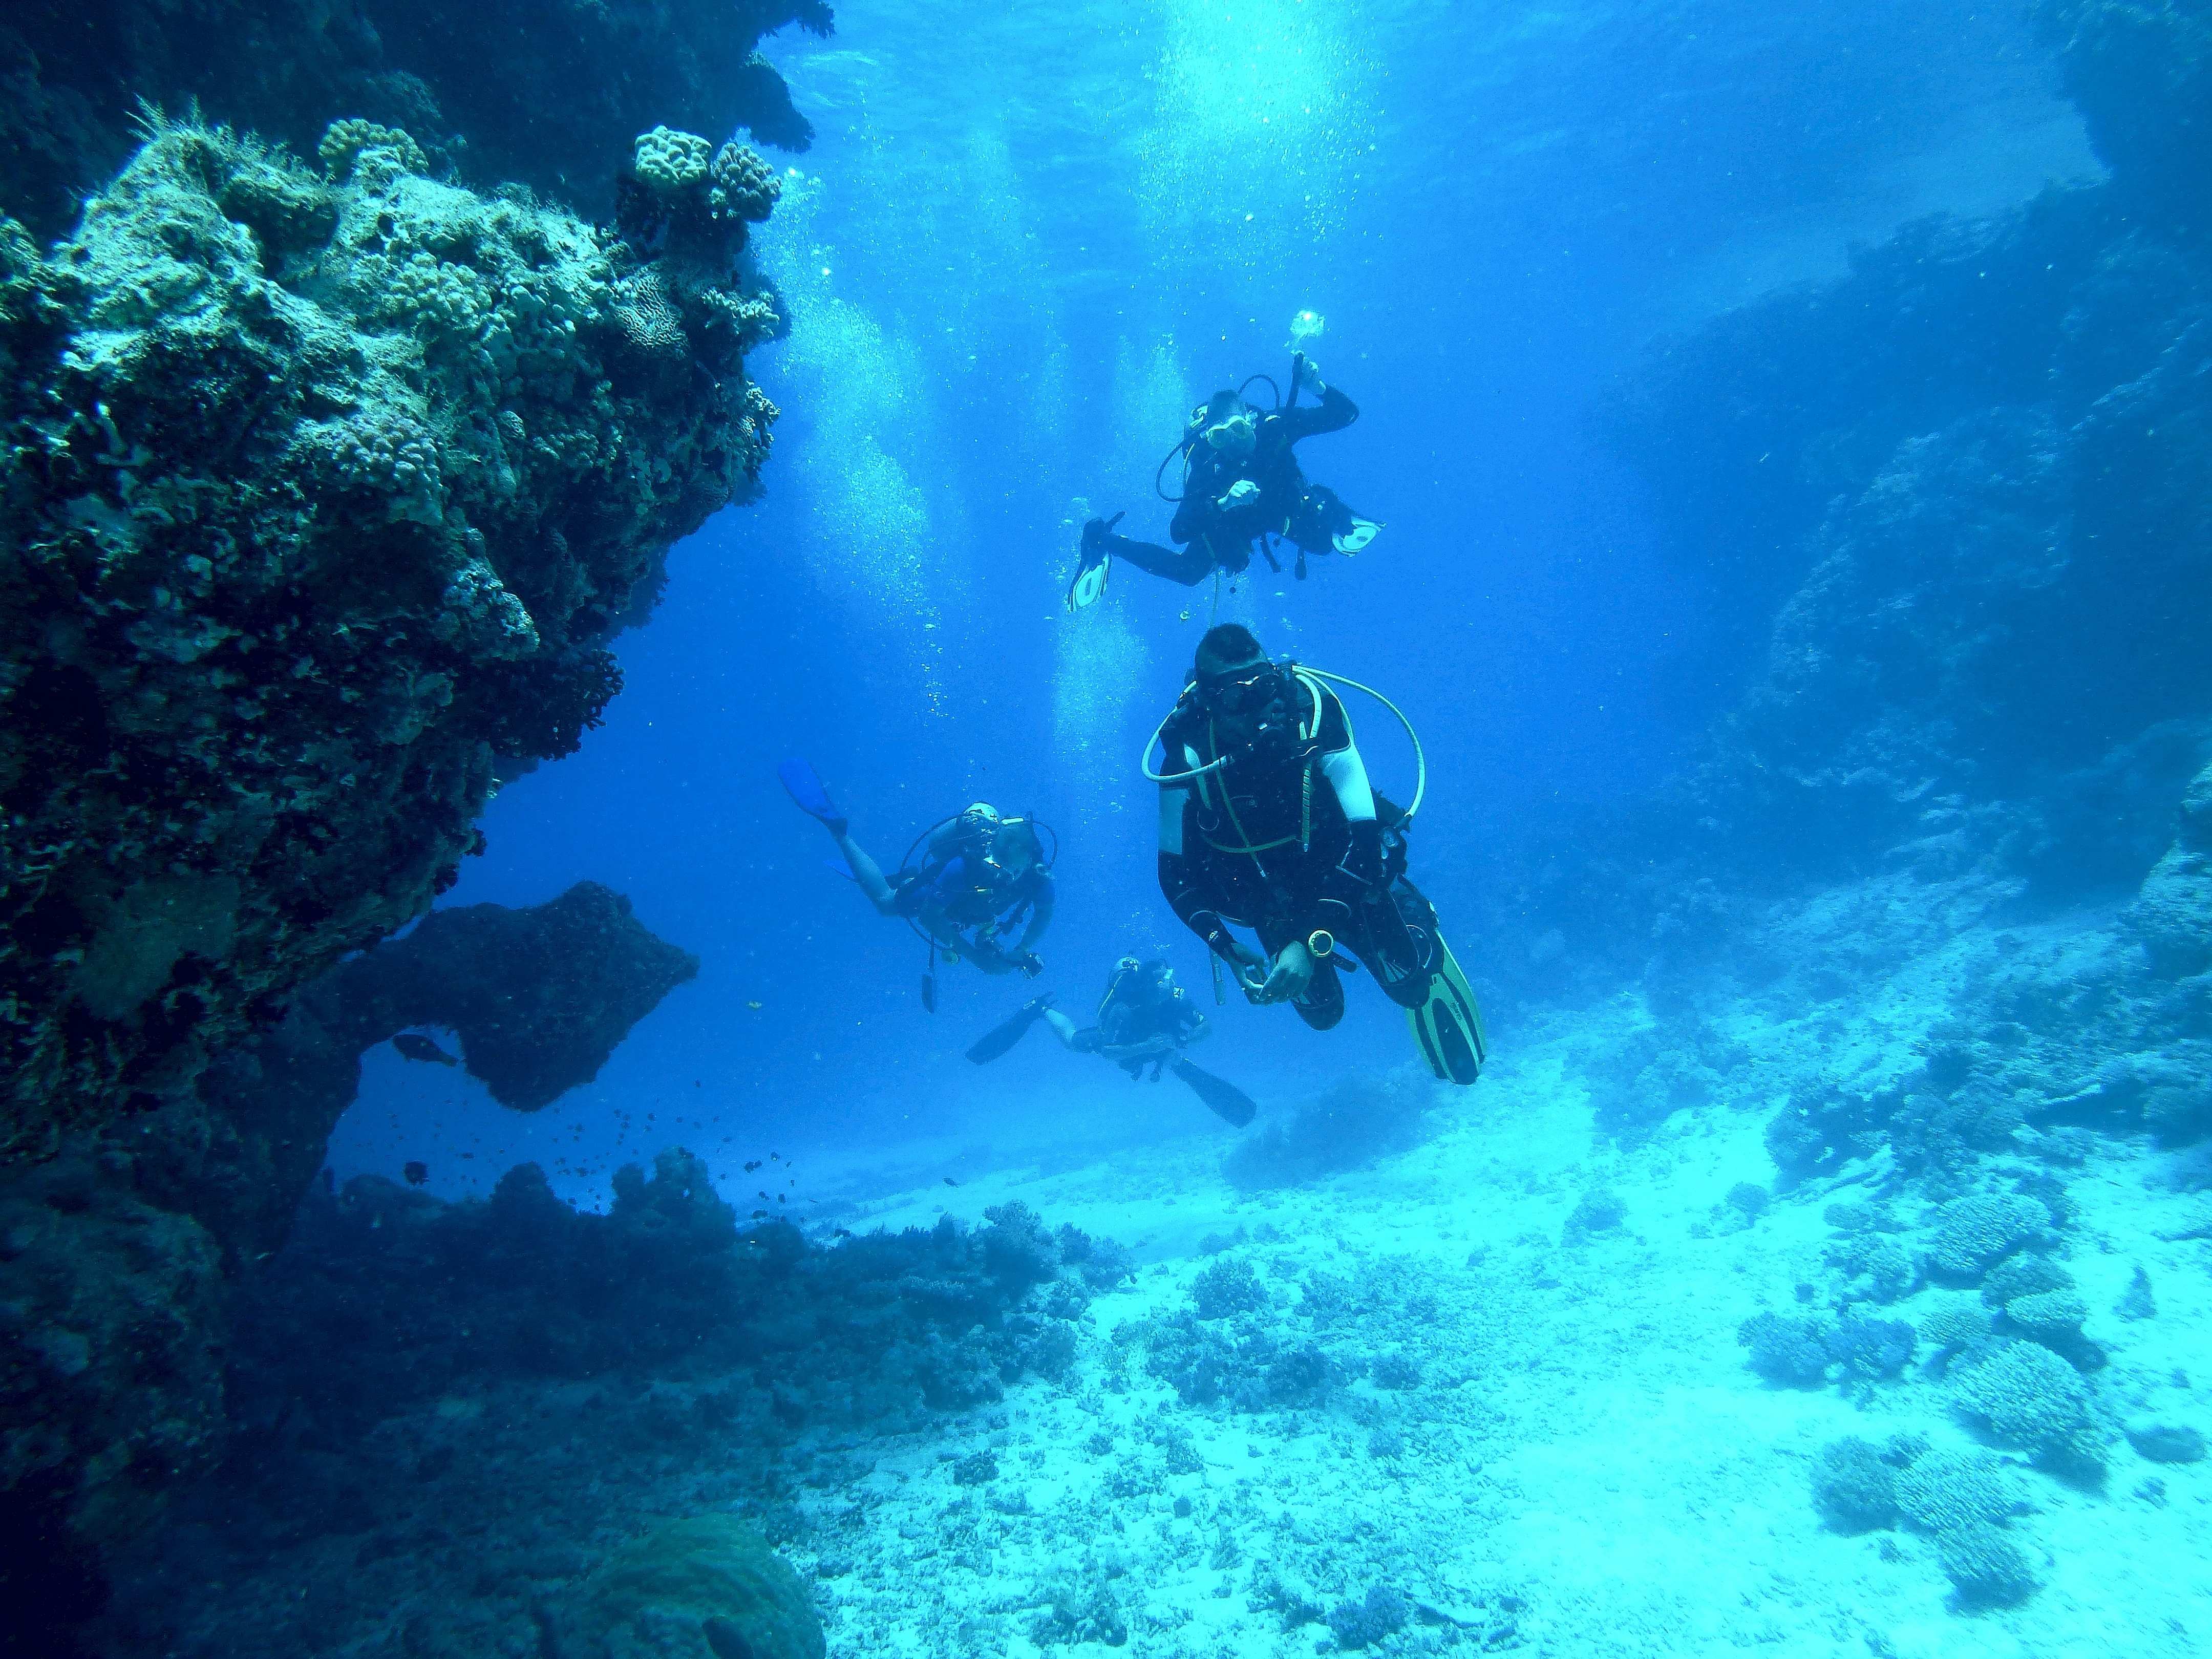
[1478,3,2212,1000]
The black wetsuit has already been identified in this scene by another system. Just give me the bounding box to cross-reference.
[1105,386,1365,586]
[1154,676,1445,1030]
[1071,979,1207,1074]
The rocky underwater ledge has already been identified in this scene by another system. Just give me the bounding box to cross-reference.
[92,1159,1126,1659]
[1,0,832,1631]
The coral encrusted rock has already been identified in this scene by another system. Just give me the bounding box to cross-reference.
[558,1514,825,1659]
[0,0,834,239]
[0,118,777,1157]
[183,882,699,1253]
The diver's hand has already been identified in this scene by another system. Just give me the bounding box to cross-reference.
[1296,355,1325,395]
[1260,940,1315,1003]
[1217,478,1261,512]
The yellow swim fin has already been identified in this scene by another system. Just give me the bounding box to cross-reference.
[1407,931,1486,1086]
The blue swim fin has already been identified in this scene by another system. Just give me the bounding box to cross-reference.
[778,757,848,838]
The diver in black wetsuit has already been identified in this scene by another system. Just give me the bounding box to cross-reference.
[966,957,1259,1126]
[779,759,1054,999]
[1144,624,1485,1084]
[1072,355,1380,599]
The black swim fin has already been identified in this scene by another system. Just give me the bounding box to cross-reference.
[966,996,1053,1065]
[1172,1058,1258,1128]
[778,757,848,838]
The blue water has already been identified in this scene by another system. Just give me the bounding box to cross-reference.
[325,0,2096,1194]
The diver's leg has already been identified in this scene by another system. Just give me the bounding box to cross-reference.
[1100,530,1217,587]
[1342,879,1443,1010]
[1040,1008,1081,1046]
[834,834,900,912]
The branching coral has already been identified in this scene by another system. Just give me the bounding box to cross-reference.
[1951,1341,2105,1474]
[1894,1450,2018,1533]
[1926,1192,2050,1279]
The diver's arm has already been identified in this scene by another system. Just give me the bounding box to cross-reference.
[1321,741,1376,822]
[1285,381,1357,441]
[1159,784,1259,971]
[1014,876,1054,951]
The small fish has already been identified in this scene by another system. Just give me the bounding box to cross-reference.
[745,1160,762,1173]
[833,1227,854,1240]
[776,1193,786,1203]
[748,1001,763,1010]
[943,1176,961,1187]
[403,1161,428,1186]
[392,1033,457,1067]
[751,1209,769,1220]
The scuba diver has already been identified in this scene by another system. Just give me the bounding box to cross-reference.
[1141,624,1486,1085]
[778,758,1055,1009]
[1070,353,1381,606]
[966,956,1259,1128]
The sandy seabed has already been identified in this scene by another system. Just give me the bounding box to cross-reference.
[795,1009,2212,1659]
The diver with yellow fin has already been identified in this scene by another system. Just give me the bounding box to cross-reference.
[1142,625,1485,1084]
[1071,322,1380,606]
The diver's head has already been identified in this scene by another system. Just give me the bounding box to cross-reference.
[1198,390,1257,460]
[1193,624,1293,749]
[985,819,1041,879]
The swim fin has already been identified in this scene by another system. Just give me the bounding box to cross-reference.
[778,757,848,838]
[1332,518,1382,554]
[1069,514,1121,610]
[1172,1057,1258,1128]
[1405,932,1486,1086]
[966,995,1053,1065]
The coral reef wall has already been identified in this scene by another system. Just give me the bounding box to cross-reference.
[0,0,832,239]
[1490,0,2212,991]
[0,35,805,1622]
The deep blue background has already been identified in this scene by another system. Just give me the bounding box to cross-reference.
[328,0,2098,1202]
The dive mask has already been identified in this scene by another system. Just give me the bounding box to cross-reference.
[1200,661,1289,716]
[1202,411,1256,456]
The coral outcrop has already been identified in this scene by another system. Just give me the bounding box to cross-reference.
[1,0,833,239]
[0,883,698,1636]
[2,119,771,1157]
[558,1514,825,1659]
[92,1171,1110,1657]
